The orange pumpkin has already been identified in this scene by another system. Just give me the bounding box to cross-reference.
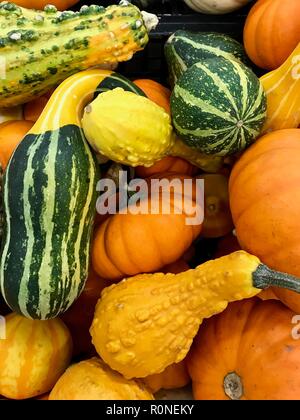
[13,0,79,11]
[133,79,171,114]
[0,120,34,170]
[143,361,190,393]
[61,268,110,357]
[197,174,234,238]
[229,129,300,312]
[136,156,197,178]
[244,0,300,70]
[92,173,202,280]
[24,90,53,122]
[187,298,300,400]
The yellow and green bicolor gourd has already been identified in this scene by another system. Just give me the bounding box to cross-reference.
[0,1,156,107]
[0,69,145,320]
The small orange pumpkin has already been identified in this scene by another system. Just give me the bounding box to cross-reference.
[92,173,202,280]
[143,361,190,393]
[13,0,79,11]
[187,298,300,400]
[197,174,234,238]
[133,79,171,114]
[244,0,300,70]
[136,156,197,178]
[0,120,34,170]
[229,128,300,312]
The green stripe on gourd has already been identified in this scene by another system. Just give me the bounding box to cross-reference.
[165,30,249,87]
[171,57,267,156]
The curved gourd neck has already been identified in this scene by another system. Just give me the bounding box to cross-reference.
[29,69,113,135]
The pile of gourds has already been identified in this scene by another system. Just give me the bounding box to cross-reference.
[0,0,300,401]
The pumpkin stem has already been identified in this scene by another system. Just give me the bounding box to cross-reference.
[223,372,243,400]
[253,264,300,292]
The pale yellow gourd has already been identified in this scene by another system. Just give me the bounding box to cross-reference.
[260,42,300,133]
[49,358,153,400]
[183,0,251,14]
[82,88,223,172]
[90,251,300,379]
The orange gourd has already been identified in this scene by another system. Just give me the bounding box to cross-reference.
[0,120,34,170]
[229,129,300,312]
[92,174,202,280]
[0,313,72,400]
[244,0,300,70]
[133,79,171,114]
[187,299,300,400]
[143,361,190,393]
[12,0,79,11]
[61,268,110,357]
[197,174,234,238]
[136,156,197,178]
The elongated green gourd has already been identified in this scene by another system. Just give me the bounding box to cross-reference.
[0,1,157,107]
[0,69,144,320]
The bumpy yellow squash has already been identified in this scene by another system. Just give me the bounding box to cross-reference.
[90,251,300,379]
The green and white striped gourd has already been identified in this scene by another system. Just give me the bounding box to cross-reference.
[0,69,144,320]
[171,57,267,156]
[165,30,249,87]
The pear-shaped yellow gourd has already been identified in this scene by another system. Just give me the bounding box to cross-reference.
[82,88,223,172]
[90,251,300,379]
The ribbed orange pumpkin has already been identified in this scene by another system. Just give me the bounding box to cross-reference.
[61,268,110,357]
[244,0,300,70]
[229,129,300,312]
[92,174,202,280]
[0,120,34,170]
[133,79,171,114]
[143,361,190,393]
[13,0,79,11]
[187,299,300,400]
[0,313,72,400]
[136,156,197,178]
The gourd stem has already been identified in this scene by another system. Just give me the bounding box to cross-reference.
[253,264,300,292]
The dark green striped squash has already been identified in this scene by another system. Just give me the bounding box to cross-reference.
[171,57,267,156]
[165,30,249,88]
[0,2,154,108]
[0,69,144,320]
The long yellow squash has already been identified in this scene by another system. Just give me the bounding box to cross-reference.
[90,251,300,379]
[261,42,300,133]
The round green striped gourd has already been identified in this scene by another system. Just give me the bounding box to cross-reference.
[171,57,267,156]
[165,30,249,87]
[0,70,144,320]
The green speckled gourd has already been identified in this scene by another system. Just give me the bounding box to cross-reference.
[0,69,143,320]
[165,30,249,87]
[171,57,267,157]
[0,1,156,107]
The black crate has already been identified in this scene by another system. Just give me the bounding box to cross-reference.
[74,1,257,83]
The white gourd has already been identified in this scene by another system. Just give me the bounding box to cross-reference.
[183,0,251,14]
